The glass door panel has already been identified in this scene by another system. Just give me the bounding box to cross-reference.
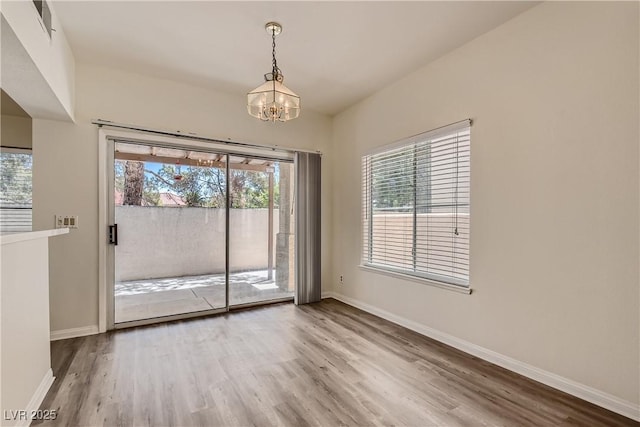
[229,159,295,306]
[113,143,227,324]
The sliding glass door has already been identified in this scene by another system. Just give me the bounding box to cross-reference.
[110,142,295,326]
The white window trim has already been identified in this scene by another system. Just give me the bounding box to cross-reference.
[358,264,472,294]
[364,119,471,156]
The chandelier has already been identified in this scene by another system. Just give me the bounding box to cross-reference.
[247,22,300,122]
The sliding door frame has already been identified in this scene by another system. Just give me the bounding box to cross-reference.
[98,127,295,332]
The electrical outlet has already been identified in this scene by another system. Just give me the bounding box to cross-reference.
[340,275,344,284]
[55,215,79,229]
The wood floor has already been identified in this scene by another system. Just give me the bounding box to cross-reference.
[36,299,636,427]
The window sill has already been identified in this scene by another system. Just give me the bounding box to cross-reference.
[358,265,472,295]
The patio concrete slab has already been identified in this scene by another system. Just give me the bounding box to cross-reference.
[116,288,196,306]
[114,270,293,324]
[116,295,213,323]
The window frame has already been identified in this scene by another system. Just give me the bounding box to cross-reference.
[360,120,471,293]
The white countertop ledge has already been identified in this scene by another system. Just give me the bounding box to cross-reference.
[1,228,69,245]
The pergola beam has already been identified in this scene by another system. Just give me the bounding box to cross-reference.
[114,152,272,172]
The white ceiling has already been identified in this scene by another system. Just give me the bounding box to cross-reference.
[54,1,537,116]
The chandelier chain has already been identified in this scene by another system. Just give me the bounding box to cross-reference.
[271,28,280,77]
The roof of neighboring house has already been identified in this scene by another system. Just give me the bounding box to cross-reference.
[114,191,186,207]
[159,192,186,206]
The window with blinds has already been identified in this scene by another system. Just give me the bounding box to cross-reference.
[362,120,470,287]
[0,150,33,233]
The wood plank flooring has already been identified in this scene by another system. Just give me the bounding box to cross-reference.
[35,299,637,427]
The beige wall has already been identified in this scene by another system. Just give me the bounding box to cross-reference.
[115,207,280,281]
[1,115,32,149]
[330,1,639,408]
[33,64,332,333]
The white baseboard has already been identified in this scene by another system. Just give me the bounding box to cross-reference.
[325,292,640,422]
[321,291,333,299]
[50,325,99,341]
[13,369,55,427]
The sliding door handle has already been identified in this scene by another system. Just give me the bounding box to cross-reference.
[109,224,118,245]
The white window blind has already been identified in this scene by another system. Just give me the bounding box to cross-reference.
[0,150,33,233]
[362,120,470,287]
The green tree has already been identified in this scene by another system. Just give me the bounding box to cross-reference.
[115,160,279,208]
[370,143,433,213]
[148,164,227,207]
[123,161,144,205]
[371,149,414,211]
[115,160,160,206]
[0,152,32,206]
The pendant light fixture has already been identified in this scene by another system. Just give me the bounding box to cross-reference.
[247,22,300,122]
